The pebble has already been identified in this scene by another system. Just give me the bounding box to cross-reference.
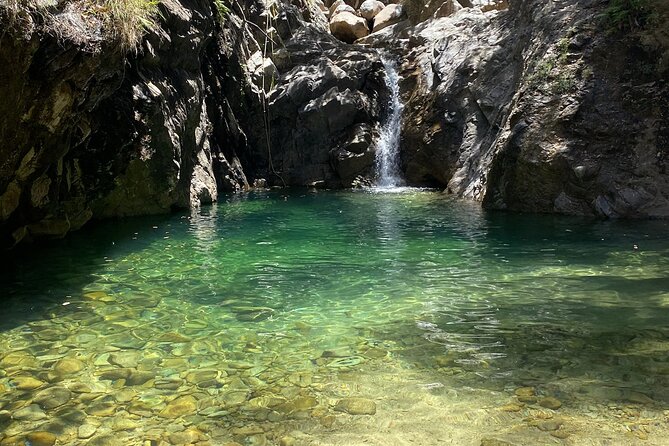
[160,395,197,418]
[538,396,562,410]
[334,398,376,415]
[535,418,564,432]
[53,358,84,375]
[168,428,205,444]
[515,387,537,403]
[125,370,154,386]
[26,432,57,446]
[500,403,523,412]
[279,436,296,446]
[78,424,98,439]
[34,387,72,409]
[11,376,45,390]
[157,332,192,343]
[85,402,116,417]
[108,352,141,368]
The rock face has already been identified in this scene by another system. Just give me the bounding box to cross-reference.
[0,0,386,247]
[400,0,669,217]
[1,0,667,249]
[264,27,385,186]
[330,11,370,43]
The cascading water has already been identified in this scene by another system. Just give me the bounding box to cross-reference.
[374,56,404,188]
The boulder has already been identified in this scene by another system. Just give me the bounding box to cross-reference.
[332,3,356,16]
[359,0,385,20]
[432,0,463,19]
[330,12,370,43]
[329,0,346,15]
[372,4,405,33]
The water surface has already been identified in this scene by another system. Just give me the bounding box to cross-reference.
[1,190,669,445]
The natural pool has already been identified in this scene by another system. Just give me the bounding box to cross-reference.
[1,189,669,445]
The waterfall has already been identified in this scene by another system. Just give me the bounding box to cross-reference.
[374,56,404,188]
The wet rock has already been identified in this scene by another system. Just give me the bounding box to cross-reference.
[160,395,197,418]
[222,391,249,406]
[550,430,570,439]
[113,389,136,403]
[26,432,57,446]
[168,428,206,444]
[327,355,364,368]
[534,418,563,432]
[53,407,87,423]
[78,424,97,439]
[279,436,296,446]
[87,434,124,446]
[85,401,116,417]
[107,333,146,350]
[500,403,523,412]
[108,352,140,368]
[69,382,92,394]
[334,398,376,415]
[83,291,114,302]
[514,387,536,403]
[11,376,45,390]
[34,387,72,409]
[371,4,405,33]
[330,12,370,44]
[155,378,184,390]
[125,370,154,386]
[98,368,132,381]
[538,396,562,410]
[157,332,192,343]
[480,439,519,446]
[13,404,47,421]
[186,370,219,385]
[53,358,84,375]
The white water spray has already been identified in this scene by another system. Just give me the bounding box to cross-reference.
[374,56,404,188]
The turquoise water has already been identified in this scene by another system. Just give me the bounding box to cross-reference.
[1,189,669,445]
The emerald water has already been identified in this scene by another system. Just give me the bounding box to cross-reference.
[2,190,669,445]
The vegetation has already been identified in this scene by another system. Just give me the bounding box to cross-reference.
[0,0,160,51]
[604,0,655,31]
[106,0,160,51]
[213,0,230,24]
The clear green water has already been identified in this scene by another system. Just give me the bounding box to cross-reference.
[2,190,669,445]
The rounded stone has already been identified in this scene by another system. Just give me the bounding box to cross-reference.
[13,404,47,421]
[53,358,84,375]
[11,376,45,390]
[78,424,97,439]
[538,396,562,410]
[334,398,376,415]
[159,395,197,418]
[34,387,72,409]
[26,432,56,446]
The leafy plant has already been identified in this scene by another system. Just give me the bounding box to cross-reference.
[605,0,654,31]
[213,0,229,24]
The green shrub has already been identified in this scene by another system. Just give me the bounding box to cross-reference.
[605,0,654,31]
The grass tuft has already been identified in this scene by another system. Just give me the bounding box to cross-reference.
[105,0,160,51]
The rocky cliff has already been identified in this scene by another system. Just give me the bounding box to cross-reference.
[399,0,669,217]
[1,0,667,248]
[0,0,385,248]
